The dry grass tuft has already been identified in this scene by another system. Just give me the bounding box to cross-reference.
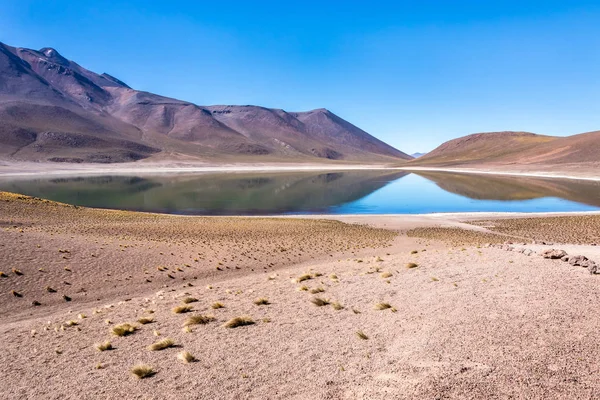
[137,317,154,325]
[380,272,393,278]
[406,262,419,269]
[310,287,325,294]
[95,341,113,351]
[332,301,344,310]
[0,271,7,278]
[294,274,312,283]
[329,273,338,280]
[131,364,155,379]
[223,316,255,328]
[411,250,419,254]
[111,323,137,337]
[356,330,369,340]
[310,297,330,307]
[172,305,193,314]
[297,285,309,292]
[183,314,215,326]
[374,302,392,310]
[211,302,224,309]
[148,338,175,351]
[12,268,23,276]
[11,290,22,297]
[177,351,195,363]
[182,297,198,304]
[253,297,270,305]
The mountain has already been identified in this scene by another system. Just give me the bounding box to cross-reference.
[410,152,426,158]
[0,41,411,164]
[411,131,558,166]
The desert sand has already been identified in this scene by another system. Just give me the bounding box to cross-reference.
[1,192,599,399]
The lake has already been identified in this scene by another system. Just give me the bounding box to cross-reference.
[0,170,599,215]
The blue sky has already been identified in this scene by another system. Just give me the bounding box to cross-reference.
[1,1,599,153]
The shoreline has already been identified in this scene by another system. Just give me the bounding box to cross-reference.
[0,161,599,182]
[399,166,600,182]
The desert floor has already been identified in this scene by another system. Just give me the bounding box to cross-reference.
[0,192,599,399]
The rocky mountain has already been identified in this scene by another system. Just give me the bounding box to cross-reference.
[0,41,411,163]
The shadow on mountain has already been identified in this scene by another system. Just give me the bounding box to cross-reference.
[415,171,600,207]
[0,170,409,214]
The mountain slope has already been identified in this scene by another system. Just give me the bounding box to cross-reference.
[411,131,559,166]
[0,41,410,163]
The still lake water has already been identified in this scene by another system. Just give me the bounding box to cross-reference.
[0,170,599,215]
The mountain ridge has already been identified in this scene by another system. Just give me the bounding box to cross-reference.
[0,41,411,164]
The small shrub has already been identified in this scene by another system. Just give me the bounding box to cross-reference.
[148,338,175,351]
[95,341,113,351]
[12,268,23,276]
[211,302,224,309]
[294,274,312,283]
[131,364,155,379]
[332,302,344,310]
[112,323,137,337]
[223,316,255,328]
[310,297,330,307]
[183,315,215,326]
[177,351,195,363]
[172,305,193,314]
[137,317,154,325]
[182,297,198,304]
[310,287,324,294]
[253,298,270,305]
[406,262,418,269]
[356,330,369,340]
[380,272,393,278]
[374,302,392,310]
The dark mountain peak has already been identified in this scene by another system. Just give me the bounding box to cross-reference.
[38,47,70,66]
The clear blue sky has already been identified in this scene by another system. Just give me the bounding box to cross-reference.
[2,1,599,153]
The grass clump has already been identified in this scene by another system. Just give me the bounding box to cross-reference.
[172,305,193,314]
[294,274,312,283]
[131,364,155,379]
[310,287,325,294]
[356,330,369,340]
[332,301,344,310]
[223,316,255,328]
[181,297,198,304]
[211,302,224,309]
[177,351,195,363]
[111,323,137,337]
[148,338,175,351]
[137,317,154,325]
[95,341,113,351]
[183,314,215,326]
[380,272,393,278]
[297,285,309,292]
[374,302,392,310]
[253,297,270,305]
[406,262,418,269]
[310,297,330,307]
[410,250,419,254]
[0,272,7,278]
[12,268,23,276]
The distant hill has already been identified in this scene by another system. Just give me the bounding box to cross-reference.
[411,131,559,166]
[0,41,411,164]
[410,152,426,158]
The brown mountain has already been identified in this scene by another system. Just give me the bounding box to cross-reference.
[412,130,600,167]
[0,41,411,164]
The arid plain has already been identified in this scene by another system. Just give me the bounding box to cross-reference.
[1,192,599,399]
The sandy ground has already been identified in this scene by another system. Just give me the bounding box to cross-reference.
[1,192,599,399]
